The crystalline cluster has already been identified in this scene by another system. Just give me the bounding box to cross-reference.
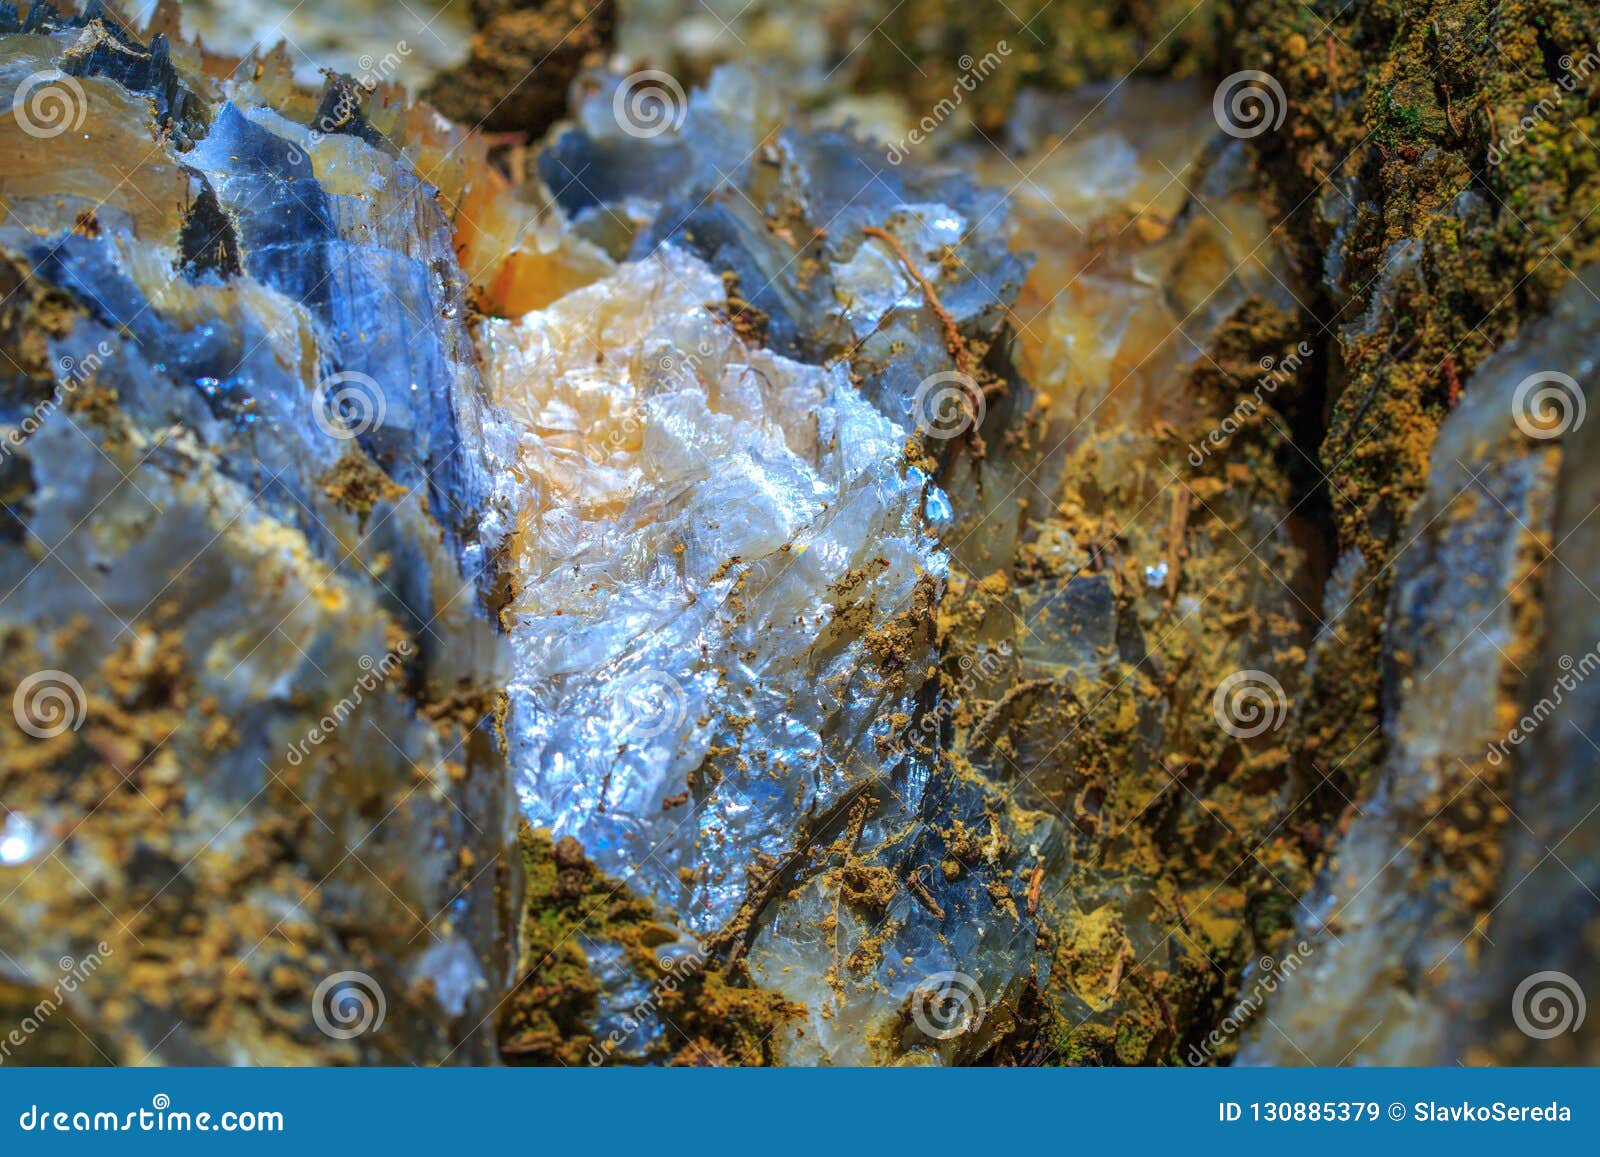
[8,0,1598,1070]
[0,6,514,1062]
[483,245,946,943]
[491,66,1056,1061]
[540,67,1027,429]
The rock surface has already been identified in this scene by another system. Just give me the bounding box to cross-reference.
[0,5,515,1063]
[4,0,1598,1069]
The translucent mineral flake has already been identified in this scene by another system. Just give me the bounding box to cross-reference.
[481,245,948,937]
[539,66,1027,431]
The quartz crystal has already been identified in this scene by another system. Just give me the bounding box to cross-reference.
[480,243,1036,1062]
[503,65,1060,1061]
[540,66,1027,430]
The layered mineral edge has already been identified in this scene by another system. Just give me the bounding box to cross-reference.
[1,0,1597,1065]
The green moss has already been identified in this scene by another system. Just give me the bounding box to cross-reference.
[497,822,799,1066]
[1229,0,1600,791]
[854,0,1227,131]
[1055,1021,1118,1065]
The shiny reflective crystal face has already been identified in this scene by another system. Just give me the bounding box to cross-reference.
[479,159,1037,1061]
[465,51,1376,1062]
[448,61,1056,1062]
[478,68,1313,1061]
[485,246,947,940]
[6,0,1592,1071]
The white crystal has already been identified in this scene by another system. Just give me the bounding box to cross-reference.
[0,813,38,866]
[480,245,947,935]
